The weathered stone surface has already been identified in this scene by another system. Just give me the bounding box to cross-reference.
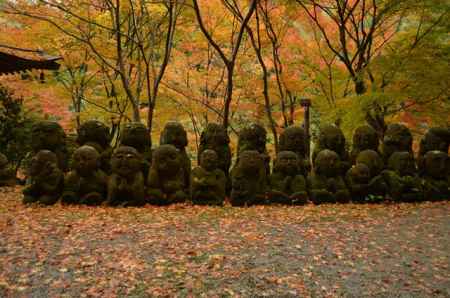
[191,149,226,206]
[0,153,16,187]
[268,151,307,205]
[353,149,388,201]
[147,144,188,205]
[381,123,413,164]
[417,127,450,174]
[107,146,146,207]
[237,123,270,179]
[278,126,309,174]
[422,151,449,201]
[61,145,107,205]
[120,122,152,179]
[22,150,63,205]
[350,125,379,163]
[198,123,231,175]
[308,149,350,204]
[230,150,267,206]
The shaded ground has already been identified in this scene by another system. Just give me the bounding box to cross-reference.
[0,186,449,297]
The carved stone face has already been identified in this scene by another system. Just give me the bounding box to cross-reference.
[200,123,229,146]
[29,150,58,177]
[111,146,141,177]
[279,126,306,156]
[160,121,187,150]
[315,149,340,177]
[152,144,182,175]
[237,150,264,176]
[353,125,378,151]
[200,149,218,172]
[388,151,416,176]
[274,151,299,176]
[424,151,448,179]
[0,153,8,168]
[72,145,100,177]
[320,125,345,152]
[120,122,151,152]
[383,124,412,159]
[31,121,65,151]
[356,149,383,177]
[349,164,370,184]
[77,120,110,148]
[238,123,267,153]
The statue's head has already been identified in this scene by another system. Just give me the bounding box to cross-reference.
[111,146,141,177]
[348,163,370,184]
[200,123,229,147]
[319,125,345,152]
[273,151,300,176]
[120,122,151,153]
[383,124,412,159]
[152,144,182,175]
[388,151,416,176]
[77,120,111,149]
[236,150,264,176]
[356,149,384,177]
[314,149,340,177]
[72,145,100,177]
[279,126,306,157]
[421,127,450,153]
[199,149,219,172]
[160,121,187,150]
[29,150,58,177]
[238,123,267,153]
[31,120,66,151]
[353,125,379,151]
[424,150,448,179]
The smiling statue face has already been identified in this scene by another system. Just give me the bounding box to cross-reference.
[111,146,141,177]
[200,150,218,172]
[153,145,181,175]
[73,145,99,177]
[275,151,299,176]
[30,150,58,177]
[315,149,340,177]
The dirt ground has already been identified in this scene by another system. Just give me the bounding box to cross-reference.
[0,186,449,297]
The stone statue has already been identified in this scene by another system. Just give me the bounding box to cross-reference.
[198,123,231,176]
[160,121,190,190]
[350,125,380,164]
[417,127,450,174]
[0,153,16,187]
[230,150,267,206]
[120,122,152,179]
[312,124,350,174]
[61,145,108,205]
[345,163,371,202]
[381,123,413,164]
[77,120,113,173]
[382,151,423,202]
[422,151,449,201]
[308,149,350,204]
[237,123,270,178]
[106,146,146,207]
[268,151,308,204]
[22,150,64,205]
[278,126,309,175]
[31,120,69,171]
[191,149,226,206]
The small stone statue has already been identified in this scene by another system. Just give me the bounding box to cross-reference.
[198,123,231,176]
[61,146,108,205]
[31,120,69,171]
[147,144,188,205]
[422,151,449,201]
[381,123,413,164]
[0,153,16,187]
[191,149,226,206]
[22,150,64,205]
[106,146,146,207]
[160,121,191,190]
[77,120,113,173]
[417,127,450,174]
[268,151,308,204]
[350,125,380,163]
[237,123,270,178]
[312,124,350,174]
[120,122,152,179]
[382,151,423,202]
[345,163,371,202]
[278,126,309,174]
[308,149,350,204]
[230,150,267,206]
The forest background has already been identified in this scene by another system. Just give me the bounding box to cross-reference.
[0,0,449,166]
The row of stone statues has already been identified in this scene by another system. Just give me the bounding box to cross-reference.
[0,119,448,206]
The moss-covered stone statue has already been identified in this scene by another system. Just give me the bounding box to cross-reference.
[120,122,152,179]
[350,125,380,164]
[382,151,423,202]
[191,149,226,206]
[106,146,146,207]
[308,149,350,204]
[31,120,69,171]
[381,123,413,164]
[422,151,449,201]
[147,144,188,205]
[278,126,309,175]
[417,127,450,174]
[0,153,16,187]
[198,123,231,175]
[312,124,350,175]
[237,123,270,178]
[345,164,371,201]
[77,120,113,173]
[61,146,108,205]
[22,150,64,205]
[160,121,190,190]
[230,150,267,206]
[268,151,308,205]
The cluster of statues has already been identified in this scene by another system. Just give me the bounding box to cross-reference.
[0,119,449,206]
